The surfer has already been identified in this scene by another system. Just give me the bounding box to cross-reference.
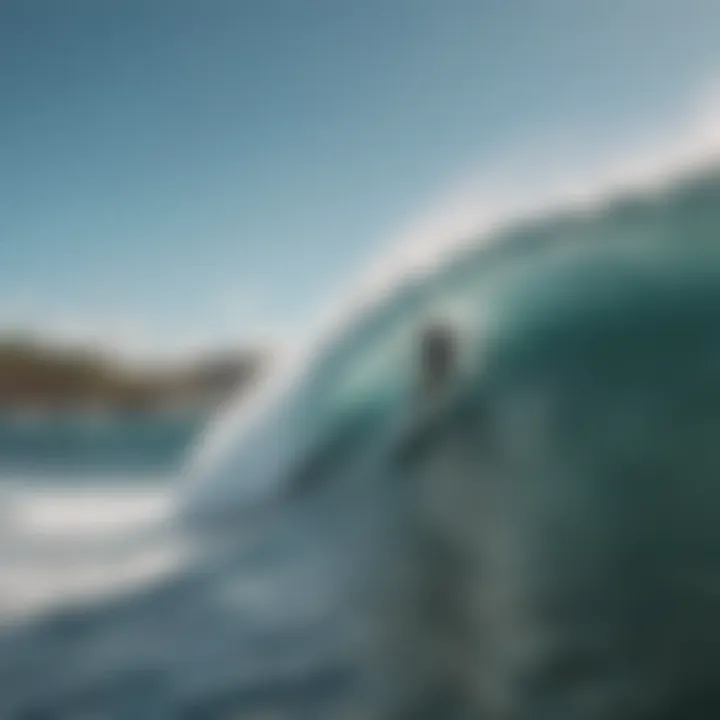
[394,318,459,468]
[418,319,458,400]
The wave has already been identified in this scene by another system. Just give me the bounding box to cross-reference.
[183,156,720,517]
[6,142,720,716]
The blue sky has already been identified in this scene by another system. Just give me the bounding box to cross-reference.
[3,0,720,358]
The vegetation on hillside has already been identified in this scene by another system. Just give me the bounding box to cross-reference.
[0,334,269,411]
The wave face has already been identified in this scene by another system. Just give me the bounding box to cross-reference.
[182,163,720,522]
[4,165,720,718]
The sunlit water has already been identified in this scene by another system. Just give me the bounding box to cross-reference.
[0,478,181,622]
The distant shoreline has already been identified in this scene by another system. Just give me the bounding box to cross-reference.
[0,334,270,414]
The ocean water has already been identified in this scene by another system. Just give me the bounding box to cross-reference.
[0,413,202,474]
[0,452,408,718]
[0,400,416,718]
[3,165,720,718]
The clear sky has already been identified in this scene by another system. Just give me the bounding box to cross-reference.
[3,0,720,358]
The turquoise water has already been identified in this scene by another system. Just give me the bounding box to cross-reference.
[0,413,205,473]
